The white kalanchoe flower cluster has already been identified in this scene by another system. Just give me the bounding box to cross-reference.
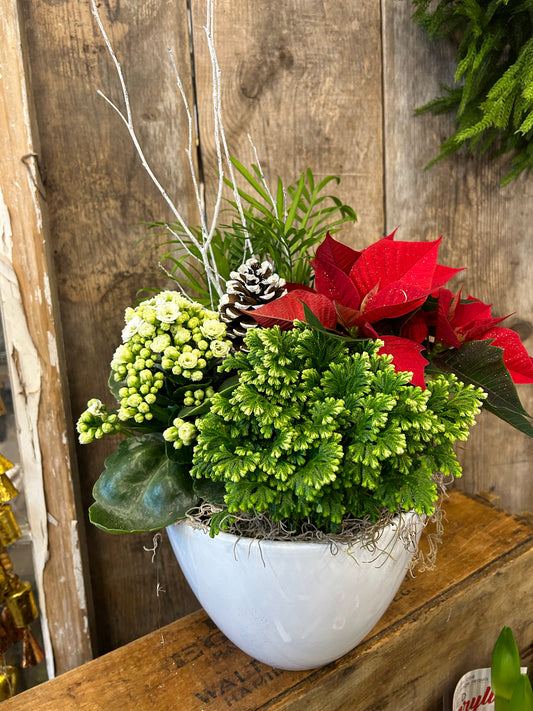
[77,398,121,444]
[110,291,231,424]
[162,385,215,447]
[163,417,198,449]
[76,291,233,445]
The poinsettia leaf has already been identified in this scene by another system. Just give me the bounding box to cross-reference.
[285,282,315,293]
[313,232,360,274]
[435,288,509,344]
[378,336,429,389]
[312,234,361,307]
[435,289,461,348]
[431,264,464,292]
[313,258,361,308]
[348,238,460,323]
[482,327,533,384]
[350,237,442,295]
[250,290,337,330]
[89,433,197,533]
[434,341,533,437]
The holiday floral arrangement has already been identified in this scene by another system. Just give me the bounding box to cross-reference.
[77,200,533,537]
[79,0,533,540]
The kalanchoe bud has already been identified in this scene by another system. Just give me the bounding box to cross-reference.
[76,400,121,443]
[163,417,198,448]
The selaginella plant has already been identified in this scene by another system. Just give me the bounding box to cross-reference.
[191,325,486,533]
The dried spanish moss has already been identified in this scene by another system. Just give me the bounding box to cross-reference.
[183,474,453,571]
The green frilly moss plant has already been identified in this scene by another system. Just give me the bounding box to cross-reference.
[191,325,486,533]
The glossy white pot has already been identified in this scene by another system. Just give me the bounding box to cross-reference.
[166,512,423,670]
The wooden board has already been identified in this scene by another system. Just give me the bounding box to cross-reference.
[191,0,384,249]
[381,2,533,514]
[16,0,202,655]
[0,0,93,675]
[4,492,533,710]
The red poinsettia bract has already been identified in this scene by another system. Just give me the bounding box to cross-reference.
[250,232,533,389]
[433,289,533,384]
[251,232,461,386]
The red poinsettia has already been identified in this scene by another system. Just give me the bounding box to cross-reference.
[249,231,533,436]
[432,289,533,384]
[312,231,461,326]
[251,232,461,386]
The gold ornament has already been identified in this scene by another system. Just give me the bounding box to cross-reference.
[6,581,38,628]
[0,455,17,503]
[0,505,21,548]
[0,564,11,604]
[0,607,19,655]
[0,549,14,574]
[21,628,44,668]
[0,474,18,504]
[0,665,18,700]
[0,455,14,475]
[0,452,44,692]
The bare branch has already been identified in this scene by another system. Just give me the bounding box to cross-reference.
[90,0,252,306]
[90,0,200,251]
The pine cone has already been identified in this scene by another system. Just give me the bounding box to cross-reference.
[219,258,286,348]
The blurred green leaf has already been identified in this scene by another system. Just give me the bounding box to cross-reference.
[509,674,533,711]
[492,626,522,702]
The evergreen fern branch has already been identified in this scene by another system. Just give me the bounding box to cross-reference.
[412,0,533,183]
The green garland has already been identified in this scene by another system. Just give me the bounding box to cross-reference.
[412,0,533,184]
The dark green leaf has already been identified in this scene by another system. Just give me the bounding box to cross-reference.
[89,433,197,533]
[192,477,226,506]
[434,341,533,437]
[300,302,356,343]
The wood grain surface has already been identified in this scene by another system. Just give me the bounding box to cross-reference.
[3,492,533,710]
[0,0,93,674]
[17,0,203,657]
[191,0,384,247]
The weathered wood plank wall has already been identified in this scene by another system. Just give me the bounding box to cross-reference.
[0,0,94,675]
[17,0,202,658]
[5,0,532,667]
[382,4,533,514]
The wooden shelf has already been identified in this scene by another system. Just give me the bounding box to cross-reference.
[5,491,533,710]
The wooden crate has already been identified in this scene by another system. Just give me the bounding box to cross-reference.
[4,491,533,710]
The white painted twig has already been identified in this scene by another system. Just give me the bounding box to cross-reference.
[90,0,232,306]
[204,0,252,245]
[90,0,199,247]
[248,134,278,216]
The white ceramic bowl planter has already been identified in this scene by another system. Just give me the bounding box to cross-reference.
[167,511,424,670]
